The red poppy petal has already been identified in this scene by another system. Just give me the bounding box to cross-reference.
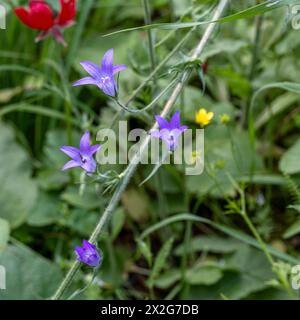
[15,1,54,30]
[29,1,54,30]
[14,8,31,28]
[57,0,76,27]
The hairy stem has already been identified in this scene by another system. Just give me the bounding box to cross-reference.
[52,0,229,300]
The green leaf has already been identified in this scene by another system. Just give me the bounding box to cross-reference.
[201,40,247,60]
[59,209,98,236]
[0,123,38,228]
[136,239,152,267]
[251,82,300,115]
[284,220,300,239]
[0,103,80,127]
[0,219,9,252]
[288,205,300,213]
[185,265,223,285]
[249,82,300,146]
[154,269,181,289]
[61,187,102,210]
[27,192,61,227]
[279,138,300,174]
[148,237,174,288]
[188,246,274,299]
[175,235,240,255]
[0,243,62,299]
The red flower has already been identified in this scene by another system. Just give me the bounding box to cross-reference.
[14,0,76,46]
[56,0,76,28]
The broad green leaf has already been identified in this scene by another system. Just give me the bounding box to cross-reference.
[188,246,274,299]
[59,209,98,236]
[201,40,247,60]
[0,123,38,228]
[37,168,69,191]
[154,269,181,289]
[279,138,300,174]
[27,192,61,227]
[0,219,9,252]
[148,237,174,288]
[61,187,102,210]
[185,265,223,285]
[0,243,62,299]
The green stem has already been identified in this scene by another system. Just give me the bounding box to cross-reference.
[243,14,263,128]
[241,211,274,266]
[52,0,229,300]
[142,0,156,70]
[168,0,175,22]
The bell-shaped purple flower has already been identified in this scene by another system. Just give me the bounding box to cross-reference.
[73,48,126,97]
[75,240,102,268]
[60,131,101,173]
[150,111,188,151]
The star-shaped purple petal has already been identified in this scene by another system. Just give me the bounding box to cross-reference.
[150,111,188,151]
[73,48,126,97]
[60,131,101,173]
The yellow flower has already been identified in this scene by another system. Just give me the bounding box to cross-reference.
[195,108,214,127]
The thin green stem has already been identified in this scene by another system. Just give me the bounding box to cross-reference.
[241,210,274,266]
[243,14,263,128]
[142,0,156,70]
[52,0,229,300]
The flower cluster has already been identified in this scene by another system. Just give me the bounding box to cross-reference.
[15,0,76,46]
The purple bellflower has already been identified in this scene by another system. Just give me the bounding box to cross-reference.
[73,48,126,97]
[150,111,188,151]
[75,240,102,268]
[60,131,101,173]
